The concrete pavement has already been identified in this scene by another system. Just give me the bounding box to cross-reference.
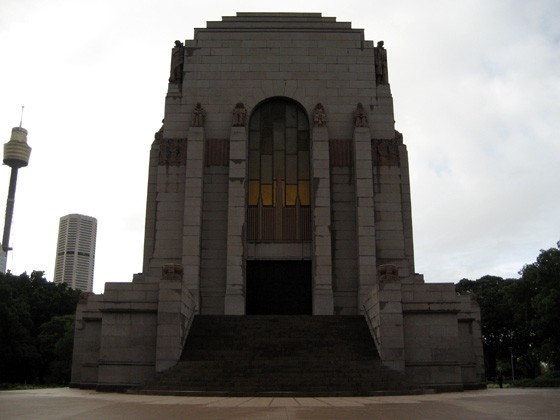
[1,387,559,419]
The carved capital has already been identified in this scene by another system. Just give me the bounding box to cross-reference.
[377,264,399,284]
[162,264,184,281]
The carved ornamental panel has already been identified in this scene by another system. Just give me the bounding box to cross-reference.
[158,138,187,166]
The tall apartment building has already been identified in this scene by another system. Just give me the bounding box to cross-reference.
[54,214,97,292]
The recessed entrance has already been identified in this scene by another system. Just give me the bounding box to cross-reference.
[246,260,312,315]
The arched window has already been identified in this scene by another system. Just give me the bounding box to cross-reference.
[247,99,311,241]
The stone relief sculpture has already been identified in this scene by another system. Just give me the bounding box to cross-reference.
[353,102,368,127]
[312,103,327,127]
[232,102,247,126]
[162,263,184,280]
[191,103,206,127]
[372,130,403,167]
[375,41,389,85]
[158,138,187,166]
[169,40,185,84]
[377,264,399,284]
[153,119,164,145]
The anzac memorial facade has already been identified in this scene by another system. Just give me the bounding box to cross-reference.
[71,13,485,394]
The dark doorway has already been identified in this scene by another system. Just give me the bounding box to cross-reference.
[246,260,312,315]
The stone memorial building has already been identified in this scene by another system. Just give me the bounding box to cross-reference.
[71,13,485,394]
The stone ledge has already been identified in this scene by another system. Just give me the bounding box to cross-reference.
[405,361,462,367]
[100,307,158,314]
[98,361,156,366]
[402,302,460,313]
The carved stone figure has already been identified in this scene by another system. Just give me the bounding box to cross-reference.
[353,102,368,127]
[153,119,164,145]
[312,103,327,127]
[375,41,388,85]
[232,102,247,126]
[192,103,206,127]
[169,40,185,84]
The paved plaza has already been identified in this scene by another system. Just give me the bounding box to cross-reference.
[1,388,559,419]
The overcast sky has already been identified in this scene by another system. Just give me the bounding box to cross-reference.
[0,0,558,293]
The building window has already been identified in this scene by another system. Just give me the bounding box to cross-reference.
[247,99,311,242]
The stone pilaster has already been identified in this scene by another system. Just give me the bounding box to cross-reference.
[311,126,334,315]
[353,126,377,310]
[224,126,247,314]
[182,127,205,310]
[376,265,405,372]
[363,265,405,373]
[155,264,196,373]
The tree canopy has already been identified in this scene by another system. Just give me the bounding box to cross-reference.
[0,271,81,384]
[456,243,560,378]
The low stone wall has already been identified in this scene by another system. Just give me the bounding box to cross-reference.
[71,264,197,391]
[401,283,472,391]
[96,282,159,391]
[70,293,103,389]
[364,265,485,391]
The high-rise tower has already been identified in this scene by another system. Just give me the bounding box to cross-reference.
[53,214,97,292]
[1,115,32,273]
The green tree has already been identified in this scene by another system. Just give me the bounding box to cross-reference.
[457,242,560,379]
[518,243,560,369]
[456,275,516,377]
[37,314,75,384]
[0,271,81,384]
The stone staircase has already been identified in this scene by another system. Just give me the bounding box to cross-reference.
[137,315,416,396]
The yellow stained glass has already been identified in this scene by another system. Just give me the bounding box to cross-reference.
[248,181,260,205]
[298,180,310,205]
[247,99,311,210]
[261,184,273,206]
[286,184,298,206]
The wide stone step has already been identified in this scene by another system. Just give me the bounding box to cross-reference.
[136,315,414,396]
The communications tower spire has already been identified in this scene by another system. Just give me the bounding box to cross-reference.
[1,110,32,272]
